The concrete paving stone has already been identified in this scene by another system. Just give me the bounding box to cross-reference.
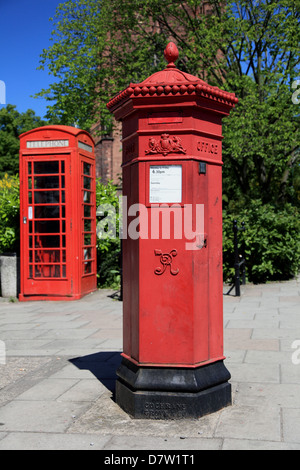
[237,298,261,304]
[0,357,52,392]
[279,319,300,329]
[50,363,103,380]
[280,290,300,297]
[5,339,56,351]
[6,348,63,357]
[224,328,252,339]
[214,405,281,442]
[223,438,300,450]
[97,338,123,350]
[0,282,299,449]
[0,431,7,438]
[39,338,105,350]
[71,350,121,364]
[36,328,100,340]
[83,311,122,320]
[224,350,246,363]
[0,323,36,331]
[279,296,300,303]
[280,364,300,384]
[224,312,256,320]
[222,305,236,314]
[88,328,122,338]
[225,330,279,351]
[252,328,300,340]
[280,338,300,353]
[244,350,294,364]
[223,299,241,306]
[278,313,300,323]
[14,378,80,401]
[253,309,280,316]
[278,288,300,295]
[0,400,91,433]
[0,329,49,340]
[279,306,300,316]
[258,298,282,305]
[103,435,223,450]
[83,321,122,332]
[31,314,83,322]
[0,432,112,450]
[33,321,91,330]
[0,314,38,324]
[55,348,111,357]
[233,382,300,409]
[68,391,221,439]
[50,354,121,382]
[280,284,300,290]
[229,363,280,384]
[240,290,263,298]
[234,304,261,312]
[282,408,300,444]
[226,318,280,328]
[57,379,106,402]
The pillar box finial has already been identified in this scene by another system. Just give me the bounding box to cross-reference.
[164,42,179,68]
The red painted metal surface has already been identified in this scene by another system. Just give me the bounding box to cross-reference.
[108,43,237,367]
[19,125,97,301]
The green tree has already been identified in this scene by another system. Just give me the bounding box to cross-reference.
[37,0,299,204]
[223,201,300,283]
[0,173,20,254]
[0,104,47,176]
[96,179,121,288]
[36,0,109,131]
[36,0,300,283]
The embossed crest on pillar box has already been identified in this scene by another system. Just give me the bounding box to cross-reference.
[145,134,186,156]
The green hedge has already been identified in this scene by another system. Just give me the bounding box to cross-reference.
[223,200,300,284]
[96,179,121,288]
[0,174,20,254]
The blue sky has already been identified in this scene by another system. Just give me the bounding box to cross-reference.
[0,0,65,119]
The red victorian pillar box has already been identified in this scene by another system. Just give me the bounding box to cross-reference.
[107,43,238,419]
[19,125,97,301]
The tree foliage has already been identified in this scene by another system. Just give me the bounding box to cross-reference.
[0,173,20,254]
[37,0,300,205]
[96,179,121,288]
[223,201,300,284]
[36,0,109,130]
[35,0,300,284]
[0,104,47,177]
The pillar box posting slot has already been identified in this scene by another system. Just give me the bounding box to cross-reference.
[107,43,238,419]
[19,125,97,301]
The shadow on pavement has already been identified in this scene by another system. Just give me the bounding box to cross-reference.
[69,351,122,398]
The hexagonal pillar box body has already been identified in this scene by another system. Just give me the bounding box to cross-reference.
[107,43,238,419]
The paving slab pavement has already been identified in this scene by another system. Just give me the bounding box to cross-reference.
[0,279,299,451]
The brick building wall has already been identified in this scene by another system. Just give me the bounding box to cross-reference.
[91,120,122,185]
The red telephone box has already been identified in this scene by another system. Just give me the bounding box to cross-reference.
[19,125,97,301]
[107,43,238,419]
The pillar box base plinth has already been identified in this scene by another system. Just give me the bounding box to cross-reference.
[116,357,231,420]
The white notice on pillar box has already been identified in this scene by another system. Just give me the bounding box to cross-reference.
[150,165,182,203]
